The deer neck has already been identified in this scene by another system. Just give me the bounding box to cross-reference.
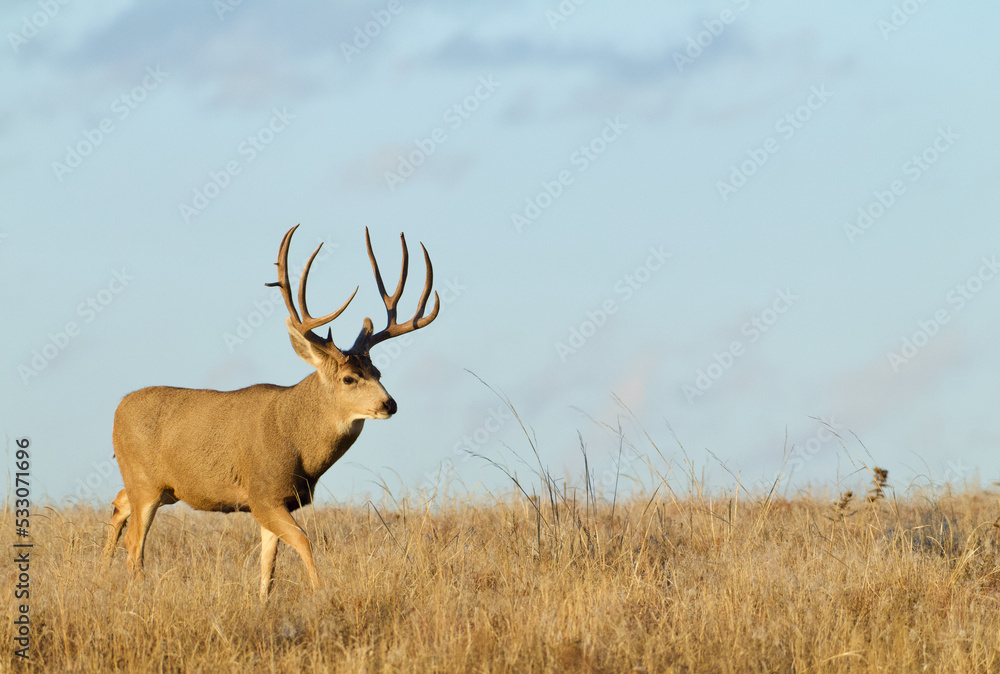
[285,373,366,477]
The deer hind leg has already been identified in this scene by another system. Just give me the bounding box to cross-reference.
[252,505,319,592]
[123,492,164,576]
[260,526,280,599]
[103,489,132,560]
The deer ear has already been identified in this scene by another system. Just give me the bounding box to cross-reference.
[286,317,329,369]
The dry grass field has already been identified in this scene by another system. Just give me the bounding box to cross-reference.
[5,461,1000,673]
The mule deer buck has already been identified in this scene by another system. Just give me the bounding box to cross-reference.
[103,225,439,597]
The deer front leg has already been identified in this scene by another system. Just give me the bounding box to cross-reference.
[260,526,279,599]
[252,505,319,592]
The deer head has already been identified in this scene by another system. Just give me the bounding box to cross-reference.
[266,225,440,422]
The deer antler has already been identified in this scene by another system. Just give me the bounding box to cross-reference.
[266,225,357,360]
[350,227,439,353]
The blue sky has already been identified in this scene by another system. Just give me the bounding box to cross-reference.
[2,0,999,506]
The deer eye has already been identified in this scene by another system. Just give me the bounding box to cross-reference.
[342,376,357,385]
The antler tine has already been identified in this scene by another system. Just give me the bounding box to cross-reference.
[265,225,302,323]
[412,242,438,324]
[365,227,408,313]
[406,289,441,332]
[266,226,356,358]
[298,241,359,332]
[393,233,409,307]
[363,233,439,350]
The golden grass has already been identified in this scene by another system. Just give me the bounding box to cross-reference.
[4,471,1000,673]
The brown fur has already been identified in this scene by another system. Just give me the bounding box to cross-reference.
[104,225,438,598]
[104,329,397,597]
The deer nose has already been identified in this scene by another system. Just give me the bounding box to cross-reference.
[383,397,397,416]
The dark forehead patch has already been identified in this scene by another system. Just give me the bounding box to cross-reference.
[342,353,379,377]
